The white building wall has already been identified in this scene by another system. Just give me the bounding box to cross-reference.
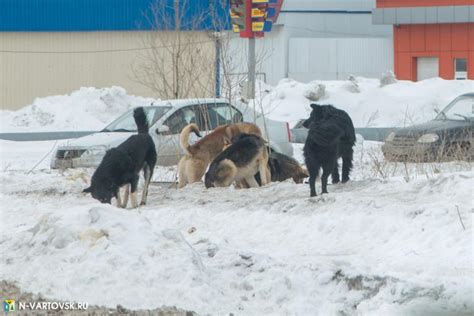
[288,37,393,81]
[227,0,393,85]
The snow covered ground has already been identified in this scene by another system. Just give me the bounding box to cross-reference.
[1,78,472,133]
[1,139,472,315]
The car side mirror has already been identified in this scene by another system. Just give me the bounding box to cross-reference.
[155,125,170,135]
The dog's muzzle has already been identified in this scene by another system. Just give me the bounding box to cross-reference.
[204,176,214,188]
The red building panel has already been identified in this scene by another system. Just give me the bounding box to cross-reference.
[396,25,411,52]
[452,24,469,51]
[469,52,474,76]
[393,23,473,80]
[439,24,452,52]
[376,0,474,81]
[439,52,454,79]
[470,24,474,51]
[410,25,426,52]
[425,24,440,51]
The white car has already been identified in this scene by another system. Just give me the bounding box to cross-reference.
[51,98,293,168]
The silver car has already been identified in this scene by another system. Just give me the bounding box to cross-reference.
[51,98,293,168]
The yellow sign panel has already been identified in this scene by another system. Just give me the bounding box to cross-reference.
[252,21,264,32]
[251,8,265,17]
[252,0,269,3]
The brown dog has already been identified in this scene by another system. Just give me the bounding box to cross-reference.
[266,151,309,184]
[178,122,262,188]
[238,151,307,188]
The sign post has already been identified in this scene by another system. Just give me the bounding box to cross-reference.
[229,0,283,100]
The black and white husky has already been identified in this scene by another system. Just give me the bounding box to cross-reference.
[83,107,157,208]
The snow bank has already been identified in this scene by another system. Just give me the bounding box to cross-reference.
[0,141,472,315]
[0,87,157,133]
[255,77,474,128]
[1,78,472,133]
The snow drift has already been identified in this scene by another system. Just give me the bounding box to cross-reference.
[1,78,472,133]
[0,87,157,133]
[255,77,474,128]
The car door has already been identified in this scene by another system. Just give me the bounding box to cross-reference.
[153,105,200,166]
[152,102,243,166]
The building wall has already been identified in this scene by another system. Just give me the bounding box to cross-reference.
[0,31,216,110]
[288,37,393,81]
[393,23,474,80]
[377,0,473,8]
[229,9,392,85]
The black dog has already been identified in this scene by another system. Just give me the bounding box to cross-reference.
[83,107,157,207]
[303,104,355,196]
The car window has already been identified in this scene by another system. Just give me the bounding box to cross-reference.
[438,96,474,121]
[164,106,198,134]
[103,106,170,132]
[199,103,243,130]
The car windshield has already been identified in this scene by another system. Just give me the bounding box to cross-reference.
[435,95,474,121]
[102,106,171,132]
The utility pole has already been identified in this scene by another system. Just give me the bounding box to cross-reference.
[248,37,257,121]
[248,37,256,100]
[214,33,222,98]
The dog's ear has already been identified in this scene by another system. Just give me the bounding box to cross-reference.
[310,103,321,110]
[223,138,231,149]
[224,126,234,145]
[83,186,92,193]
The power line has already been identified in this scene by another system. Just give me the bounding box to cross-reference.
[0,36,239,54]
[0,26,386,54]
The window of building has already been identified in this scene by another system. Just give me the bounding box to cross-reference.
[454,58,467,80]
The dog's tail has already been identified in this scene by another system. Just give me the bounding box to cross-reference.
[179,123,202,155]
[134,107,149,134]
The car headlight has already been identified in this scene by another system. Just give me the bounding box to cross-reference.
[85,146,107,156]
[417,133,439,143]
[385,132,396,142]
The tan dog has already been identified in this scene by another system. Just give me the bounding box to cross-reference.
[225,122,262,142]
[178,122,262,188]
